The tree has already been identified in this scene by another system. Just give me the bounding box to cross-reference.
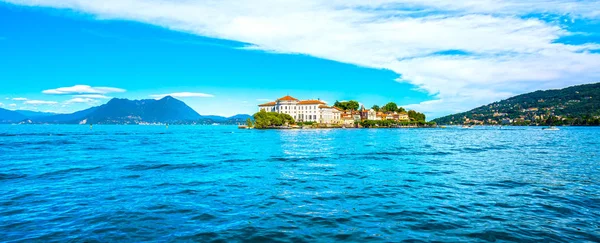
[334,100,359,111]
[246,118,253,127]
[408,110,426,121]
[371,105,380,112]
[383,102,398,112]
[347,100,359,111]
[334,100,346,110]
[253,110,295,128]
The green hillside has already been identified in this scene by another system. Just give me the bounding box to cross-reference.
[433,82,600,126]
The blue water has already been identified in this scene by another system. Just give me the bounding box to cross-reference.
[1,125,599,242]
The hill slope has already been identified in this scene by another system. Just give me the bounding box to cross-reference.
[33,107,99,124]
[433,82,600,126]
[0,108,27,123]
[5,97,252,125]
[82,96,202,124]
[15,110,58,118]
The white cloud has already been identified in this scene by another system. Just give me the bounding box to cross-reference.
[64,97,99,104]
[5,0,600,117]
[24,100,59,105]
[9,104,17,107]
[42,85,125,95]
[72,94,111,99]
[0,102,4,107]
[12,97,28,101]
[150,92,215,99]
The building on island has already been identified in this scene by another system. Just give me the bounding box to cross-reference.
[258,95,412,126]
[258,95,342,124]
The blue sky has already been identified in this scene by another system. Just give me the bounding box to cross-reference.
[1,1,599,118]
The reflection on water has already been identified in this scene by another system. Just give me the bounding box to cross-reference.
[1,125,599,242]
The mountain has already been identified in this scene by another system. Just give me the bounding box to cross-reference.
[80,96,202,124]
[226,114,253,124]
[15,110,58,118]
[433,82,600,126]
[0,108,27,123]
[200,115,228,122]
[5,96,252,125]
[33,106,99,124]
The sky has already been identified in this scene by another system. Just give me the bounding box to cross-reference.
[1,1,599,118]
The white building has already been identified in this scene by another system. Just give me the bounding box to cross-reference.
[258,95,341,124]
[367,109,377,120]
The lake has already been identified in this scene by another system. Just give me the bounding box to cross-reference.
[1,125,599,242]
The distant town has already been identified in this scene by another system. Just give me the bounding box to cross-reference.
[432,82,600,126]
[248,95,434,129]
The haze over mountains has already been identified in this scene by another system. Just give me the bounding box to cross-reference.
[0,96,251,125]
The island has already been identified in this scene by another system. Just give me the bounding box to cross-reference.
[249,95,435,129]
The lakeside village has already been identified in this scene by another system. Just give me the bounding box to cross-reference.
[242,95,435,129]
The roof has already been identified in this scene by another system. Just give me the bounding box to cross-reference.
[298,100,326,105]
[318,105,332,109]
[258,101,276,106]
[333,107,344,111]
[277,95,299,101]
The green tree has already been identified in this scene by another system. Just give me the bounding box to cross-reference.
[334,100,359,111]
[347,100,360,111]
[383,102,398,112]
[246,118,253,127]
[253,110,296,129]
[334,100,346,110]
[408,110,426,121]
[371,105,380,112]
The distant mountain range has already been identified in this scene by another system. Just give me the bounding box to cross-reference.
[433,82,600,126]
[0,96,252,125]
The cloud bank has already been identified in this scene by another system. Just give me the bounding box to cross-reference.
[5,0,600,117]
[24,100,58,105]
[63,97,99,104]
[42,85,125,95]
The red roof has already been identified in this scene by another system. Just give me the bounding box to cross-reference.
[277,95,299,101]
[298,100,325,105]
[258,101,276,106]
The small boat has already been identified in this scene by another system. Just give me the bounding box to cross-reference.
[462,125,473,129]
[543,126,559,131]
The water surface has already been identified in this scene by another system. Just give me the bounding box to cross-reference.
[1,125,599,242]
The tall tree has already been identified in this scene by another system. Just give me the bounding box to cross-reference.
[371,105,380,112]
[347,100,360,111]
[383,102,398,112]
[334,100,346,110]
[408,110,426,121]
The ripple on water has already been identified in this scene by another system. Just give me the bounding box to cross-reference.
[1,125,599,242]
